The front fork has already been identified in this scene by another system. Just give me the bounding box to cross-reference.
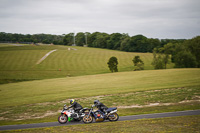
[86,109,93,118]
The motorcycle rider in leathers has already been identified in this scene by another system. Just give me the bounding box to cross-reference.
[66,99,83,118]
[94,100,108,114]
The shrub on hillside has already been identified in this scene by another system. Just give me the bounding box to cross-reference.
[107,56,118,72]
[132,56,144,71]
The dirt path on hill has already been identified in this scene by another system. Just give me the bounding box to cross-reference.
[36,49,57,64]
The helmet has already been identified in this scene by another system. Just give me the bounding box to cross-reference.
[94,100,99,105]
[70,99,75,105]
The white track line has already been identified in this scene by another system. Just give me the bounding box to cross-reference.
[36,49,57,64]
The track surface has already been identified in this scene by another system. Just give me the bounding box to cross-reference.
[1,110,200,131]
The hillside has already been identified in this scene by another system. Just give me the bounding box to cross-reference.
[2,44,199,126]
[0,68,199,126]
[0,44,171,84]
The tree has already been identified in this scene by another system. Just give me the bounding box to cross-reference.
[130,35,148,52]
[174,51,197,68]
[63,33,74,45]
[152,50,165,69]
[162,54,170,69]
[107,33,122,50]
[160,37,200,68]
[161,42,177,63]
[42,39,50,44]
[88,32,100,47]
[147,38,161,52]
[184,36,200,67]
[152,47,171,69]
[120,35,130,52]
[107,56,118,72]
[132,56,144,70]
[93,33,109,48]
[76,32,85,46]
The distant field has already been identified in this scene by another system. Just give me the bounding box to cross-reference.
[0,44,173,84]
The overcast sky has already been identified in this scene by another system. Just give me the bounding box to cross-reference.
[0,0,199,39]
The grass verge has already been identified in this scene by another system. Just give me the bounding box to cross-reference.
[1,115,199,133]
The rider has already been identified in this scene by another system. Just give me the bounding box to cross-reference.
[67,99,83,114]
[94,100,108,114]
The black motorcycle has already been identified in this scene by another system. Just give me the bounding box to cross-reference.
[82,105,119,124]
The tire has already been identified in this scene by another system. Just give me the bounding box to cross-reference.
[108,113,119,121]
[82,114,93,124]
[58,114,68,124]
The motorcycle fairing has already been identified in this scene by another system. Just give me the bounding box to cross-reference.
[106,107,117,112]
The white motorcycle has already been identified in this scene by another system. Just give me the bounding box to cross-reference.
[58,104,89,124]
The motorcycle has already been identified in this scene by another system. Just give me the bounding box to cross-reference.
[82,105,119,124]
[58,104,89,124]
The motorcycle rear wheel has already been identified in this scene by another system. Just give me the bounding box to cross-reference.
[58,114,68,124]
[108,113,119,121]
[82,114,93,124]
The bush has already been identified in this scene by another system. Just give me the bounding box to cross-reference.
[132,56,144,71]
[107,56,118,72]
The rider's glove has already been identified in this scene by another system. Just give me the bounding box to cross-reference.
[64,107,68,110]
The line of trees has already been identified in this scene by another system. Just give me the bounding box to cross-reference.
[0,32,64,45]
[152,36,200,69]
[0,32,185,53]
[107,56,144,72]
[63,32,185,53]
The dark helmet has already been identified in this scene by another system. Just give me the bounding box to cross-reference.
[94,100,99,105]
[70,99,75,105]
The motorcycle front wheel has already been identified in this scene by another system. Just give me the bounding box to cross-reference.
[108,113,119,121]
[58,114,68,124]
[82,114,93,124]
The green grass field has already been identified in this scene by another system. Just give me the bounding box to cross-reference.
[0,44,199,128]
[0,85,199,126]
[0,44,174,84]
[0,68,199,108]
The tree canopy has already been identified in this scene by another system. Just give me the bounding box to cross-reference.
[154,36,200,68]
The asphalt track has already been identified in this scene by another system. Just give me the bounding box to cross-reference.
[0,110,200,131]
